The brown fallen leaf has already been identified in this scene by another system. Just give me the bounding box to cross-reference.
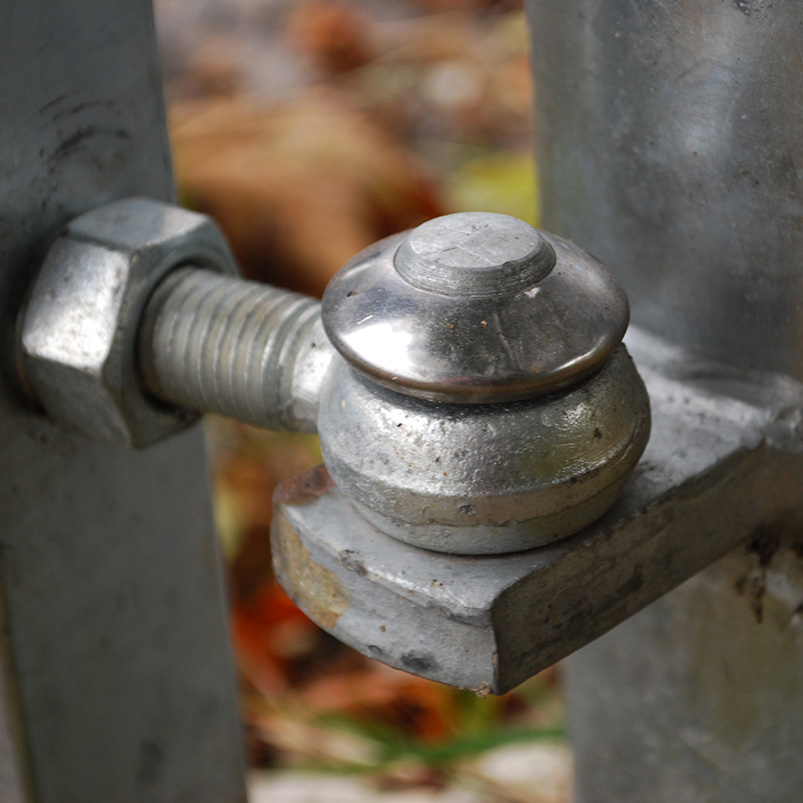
[170,90,445,296]
[286,0,377,75]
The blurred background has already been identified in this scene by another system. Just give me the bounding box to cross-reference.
[153,1,569,800]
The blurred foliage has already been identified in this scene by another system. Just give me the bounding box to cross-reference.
[447,149,538,225]
[171,93,444,297]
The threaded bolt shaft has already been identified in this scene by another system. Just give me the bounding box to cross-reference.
[139,268,334,433]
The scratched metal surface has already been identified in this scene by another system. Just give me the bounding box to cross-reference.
[529,0,803,382]
[528,1,803,800]
[0,2,244,801]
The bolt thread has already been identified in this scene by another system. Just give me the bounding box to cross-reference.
[140,268,329,432]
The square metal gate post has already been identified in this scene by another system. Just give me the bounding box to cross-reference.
[527,2,803,800]
[0,2,246,800]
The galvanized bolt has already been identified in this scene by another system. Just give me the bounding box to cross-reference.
[139,268,333,434]
[136,210,648,555]
[20,201,648,556]
[19,198,335,445]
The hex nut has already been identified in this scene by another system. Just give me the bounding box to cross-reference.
[20,197,238,447]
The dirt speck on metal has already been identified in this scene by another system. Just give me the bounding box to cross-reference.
[276,464,334,506]
[748,526,781,568]
[473,682,492,699]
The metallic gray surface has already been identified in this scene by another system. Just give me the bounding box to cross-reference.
[21,198,238,447]
[323,221,629,404]
[141,267,334,434]
[0,1,245,800]
[131,213,645,556]
[529,0,803,381]
[22,198,646,556]
[0,592,29,803]
[274,325,803,693]
[394,212,555,296]
[568,541,803,803]
[528,1,803,799]
[4,431,246,803]
[318,346,649,554]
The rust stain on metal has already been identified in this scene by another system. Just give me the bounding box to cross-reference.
[748,526,781,568]
[734,573,767,624]
[276,464,334,506]
[272,510,349,629]
[734,525,784,623]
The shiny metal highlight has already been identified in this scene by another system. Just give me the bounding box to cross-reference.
[323,215,629,404]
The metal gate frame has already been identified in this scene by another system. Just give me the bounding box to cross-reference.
[0,2,245,801]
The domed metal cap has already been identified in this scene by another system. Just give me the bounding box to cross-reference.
[394,213,556,297]
[322,212,629,404]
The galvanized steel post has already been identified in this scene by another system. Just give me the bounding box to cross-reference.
[527,1,803,800]
[0,2,245,801]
